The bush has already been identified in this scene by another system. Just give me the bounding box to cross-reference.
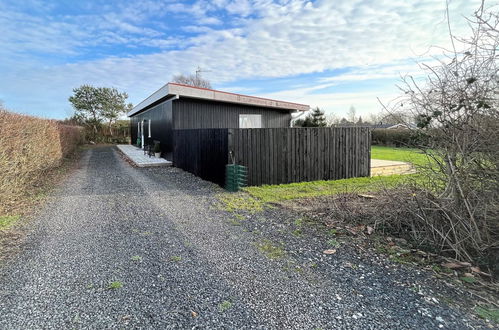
[371,129,425,147]
[0,109,84,215]
[83,123,130,144]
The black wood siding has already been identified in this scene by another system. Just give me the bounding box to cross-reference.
[172,98,292,129]
[173,129,229,186]
[130,100,173,159]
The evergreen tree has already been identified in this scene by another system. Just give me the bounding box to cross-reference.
[307,107,327,127]
[294,107,327,127]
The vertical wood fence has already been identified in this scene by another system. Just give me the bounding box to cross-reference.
[229,127,370,186]
[173,127,371,187]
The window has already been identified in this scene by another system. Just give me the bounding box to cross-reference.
[239,114,262,128]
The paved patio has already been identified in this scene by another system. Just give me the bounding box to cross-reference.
[370,159,416,176]
[117,145,172,167]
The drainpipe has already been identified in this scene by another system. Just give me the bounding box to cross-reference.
[290,110,307,127]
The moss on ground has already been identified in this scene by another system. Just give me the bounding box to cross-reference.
[0,215,20,230]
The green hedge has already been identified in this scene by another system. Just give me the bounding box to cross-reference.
[371,129,426,147]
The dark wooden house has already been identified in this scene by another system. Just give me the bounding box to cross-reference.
[129,83,309,159]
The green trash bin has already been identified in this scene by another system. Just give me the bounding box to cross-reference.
[225,164,247,192]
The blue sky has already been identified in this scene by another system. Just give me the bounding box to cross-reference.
[0,0,488,120]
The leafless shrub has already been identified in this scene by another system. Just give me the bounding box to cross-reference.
[383,3,498,271]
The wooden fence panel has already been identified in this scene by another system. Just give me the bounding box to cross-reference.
[228,127,370,186]
[174,127,370,187]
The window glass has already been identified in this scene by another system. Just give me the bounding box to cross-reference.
[239,114,262,128]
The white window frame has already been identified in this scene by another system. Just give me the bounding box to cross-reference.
[239,114,262,128]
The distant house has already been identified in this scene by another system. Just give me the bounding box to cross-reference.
[128,83,309,159]
[369,123,413,130]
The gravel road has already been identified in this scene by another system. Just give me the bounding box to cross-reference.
[0,146,485,329]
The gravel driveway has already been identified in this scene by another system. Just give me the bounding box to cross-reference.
[0,146,485,329]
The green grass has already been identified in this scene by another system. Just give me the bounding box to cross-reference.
[256,239,286,259]
[131,255,142,261]
[327,239,341,248]
[371,146,434,167]
[241,146,434,204]
[0,215,20,230]
[108,281,123,289]
[475,306,499,323]
[244,175,409,203]
[170,256,182,262]
[219,300,233,312]
[217,192,264,213]
[459,276,477,284]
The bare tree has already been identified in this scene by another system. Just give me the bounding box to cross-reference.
[346,105,357,122]
[172,73,212,89]
[386,3,498,266]
[367,112,382,125]
[379,112,412,125]
[326,113,341,126]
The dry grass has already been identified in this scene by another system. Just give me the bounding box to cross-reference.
[284,190,499,278]
[0,109,84,216]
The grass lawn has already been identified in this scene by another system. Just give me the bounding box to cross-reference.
[241,146,426,204]
[371,146,432,167]
[243,175,410,203]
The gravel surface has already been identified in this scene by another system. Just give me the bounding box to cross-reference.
[0,146,486,329]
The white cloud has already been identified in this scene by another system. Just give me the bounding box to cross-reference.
[0,0,488,118]
[226,0,254,16]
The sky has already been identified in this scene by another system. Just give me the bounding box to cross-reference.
[0,0,490,120]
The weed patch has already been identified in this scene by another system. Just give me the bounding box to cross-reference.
[108,281,123,289]
[219,300,232,312]
[217,192,264,213]
[326,239,341,248]
[256,239,285,259]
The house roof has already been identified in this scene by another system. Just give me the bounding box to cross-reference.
[369,123,412,129]
[128,83,310,117]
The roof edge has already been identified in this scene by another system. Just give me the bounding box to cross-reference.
[128,83,310,117]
